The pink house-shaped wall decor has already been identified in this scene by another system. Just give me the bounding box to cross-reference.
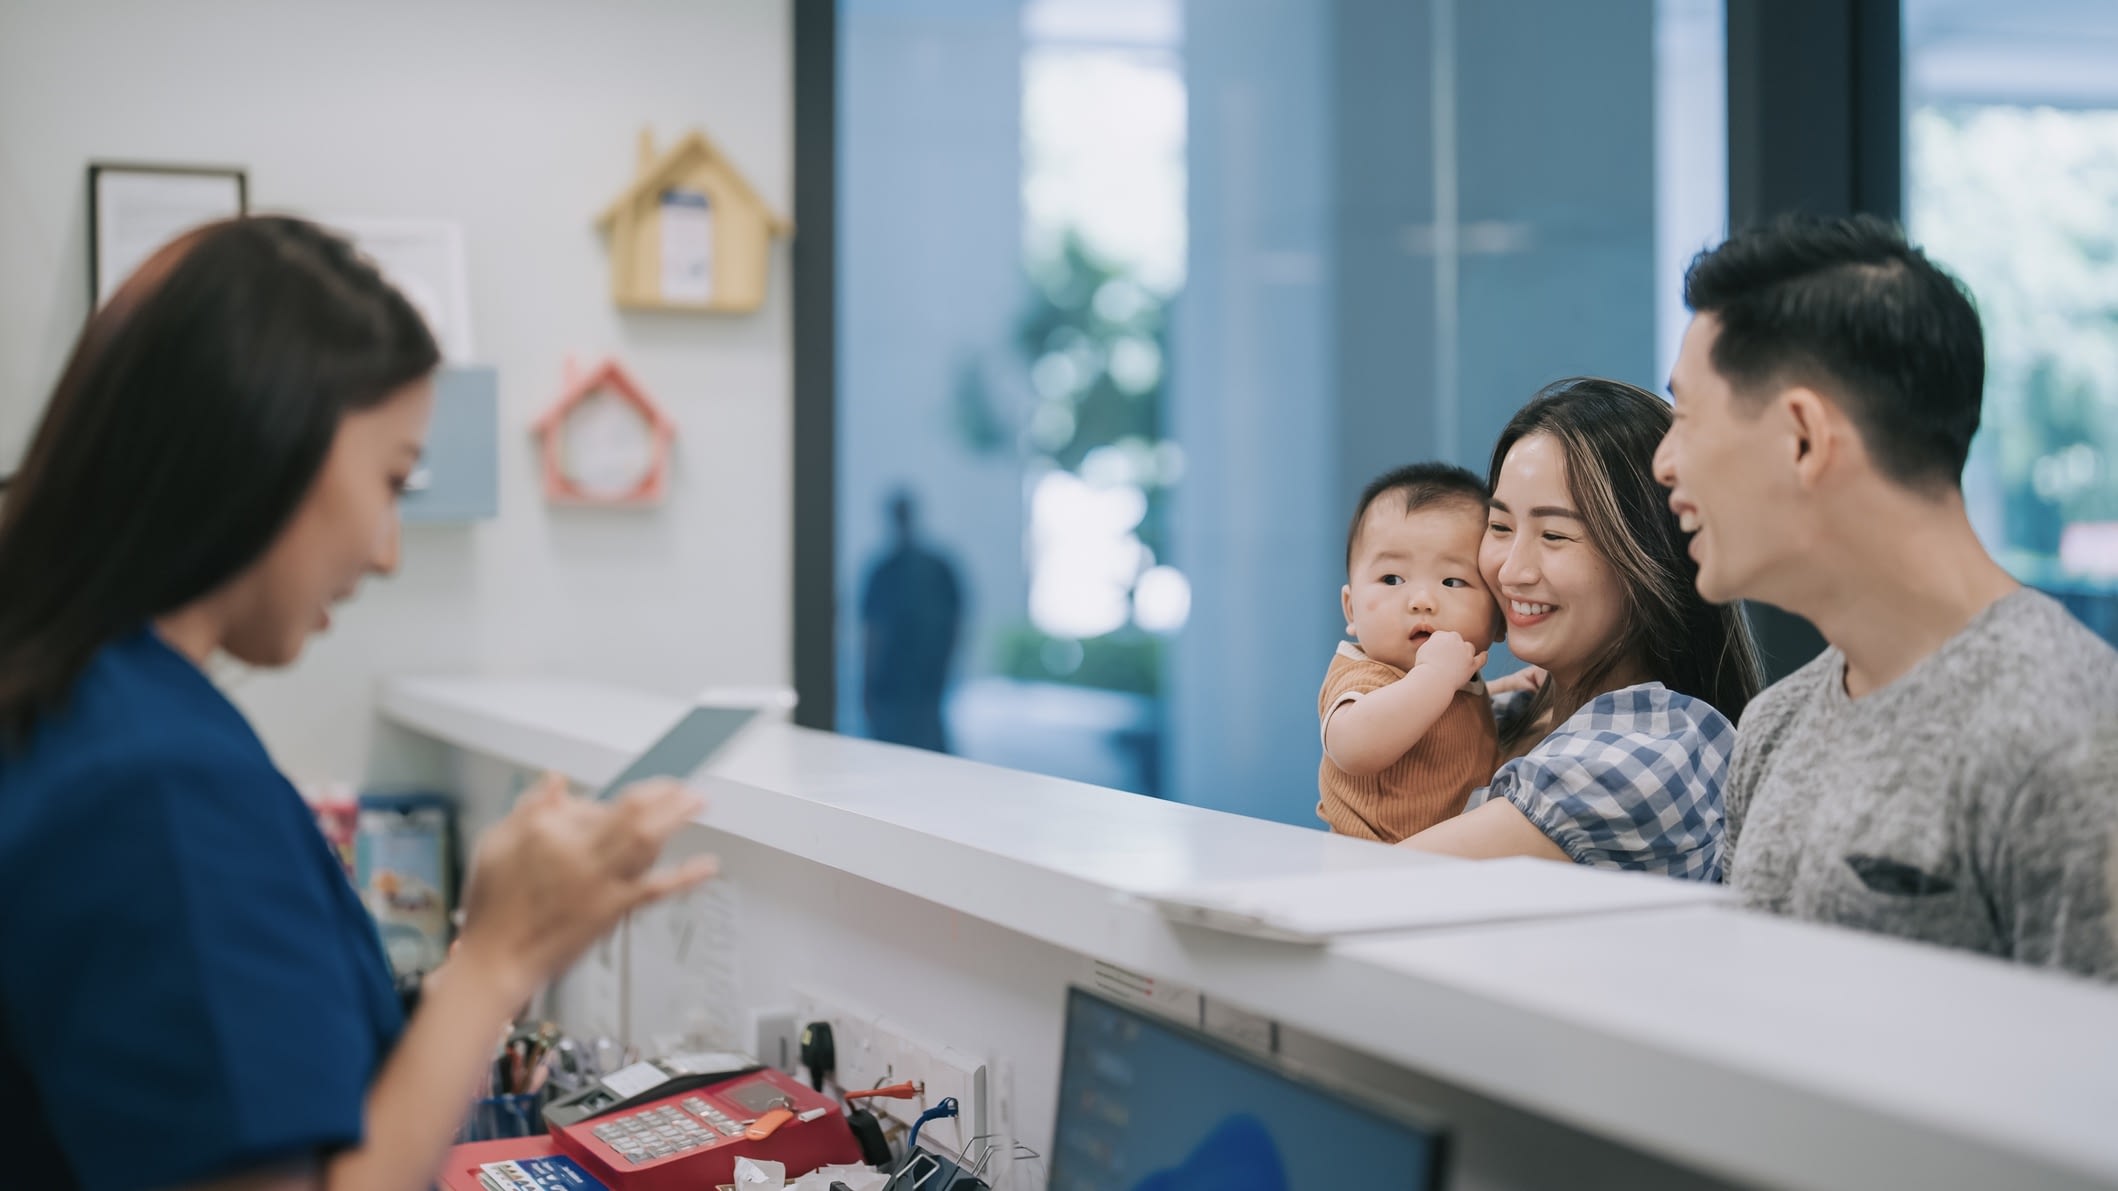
[532,356,676,506]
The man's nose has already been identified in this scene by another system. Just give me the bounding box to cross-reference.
[1652,427,1678,488]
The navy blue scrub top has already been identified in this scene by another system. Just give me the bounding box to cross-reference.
[0,627,404,1189]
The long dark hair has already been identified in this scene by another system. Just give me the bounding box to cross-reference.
[1493,377,1760,746]
[0,216,438,741]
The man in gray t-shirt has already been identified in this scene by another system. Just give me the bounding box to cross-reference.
[1653,214,2118,981]
[1726,590,2118,976]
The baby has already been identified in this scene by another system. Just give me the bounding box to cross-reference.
[1318,463,1503,842]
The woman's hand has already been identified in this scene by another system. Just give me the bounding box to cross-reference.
[451,774,719,1003]
[1487,665,1547,696]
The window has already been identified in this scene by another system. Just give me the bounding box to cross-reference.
[835,0,1726,820]
[1907,0,2118,641]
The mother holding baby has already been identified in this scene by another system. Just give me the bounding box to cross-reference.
[1403,377,1761,877]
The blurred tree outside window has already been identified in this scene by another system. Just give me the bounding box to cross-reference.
[993,34,1188,698]
[1913,107,2118,582]
[1907,0,2118,641]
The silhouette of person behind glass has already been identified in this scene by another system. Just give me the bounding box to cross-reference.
[860,489,963,752]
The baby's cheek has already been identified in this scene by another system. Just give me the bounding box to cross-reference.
[1467,596,1505,645]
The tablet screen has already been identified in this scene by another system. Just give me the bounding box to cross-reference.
[596,705,758,800]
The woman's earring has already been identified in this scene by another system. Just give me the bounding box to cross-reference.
[1346,623,1356,636]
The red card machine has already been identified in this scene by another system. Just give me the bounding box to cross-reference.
[439,1068,861,1191]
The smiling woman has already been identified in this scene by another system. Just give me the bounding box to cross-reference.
[1399,378,1762,879]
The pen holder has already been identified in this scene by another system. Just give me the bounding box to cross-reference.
[459,1092,542,1142]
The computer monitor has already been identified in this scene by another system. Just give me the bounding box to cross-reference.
[1049,987,1447,1191]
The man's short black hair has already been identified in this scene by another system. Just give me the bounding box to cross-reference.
[1346,462,1489,570]
[1683,213,1985,490]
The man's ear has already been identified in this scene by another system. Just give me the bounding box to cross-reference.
[1782,386,1840,490]
[1341,584,1355,636]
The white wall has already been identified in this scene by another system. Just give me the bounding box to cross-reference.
[0,0,794,783]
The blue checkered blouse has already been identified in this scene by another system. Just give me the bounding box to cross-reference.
[1467,683,1735,881]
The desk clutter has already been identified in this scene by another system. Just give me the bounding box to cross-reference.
[439,1014,1017,1191]
[439,983,1446,1190]
[439,1037,912,1191]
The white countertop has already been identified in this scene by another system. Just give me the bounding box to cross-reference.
[380,674,2118,1191]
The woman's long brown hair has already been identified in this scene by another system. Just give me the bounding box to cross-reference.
[1492,377,1762,750]
[0,217,438,743]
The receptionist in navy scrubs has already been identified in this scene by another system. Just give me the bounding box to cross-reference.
[0,216,718,1190]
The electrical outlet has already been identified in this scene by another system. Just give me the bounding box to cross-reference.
[881,1025,986,1158]
[790,984,989,1160]
[844,1015,890,1092]
[751,1008,798,1074]
[792,985,887,1091]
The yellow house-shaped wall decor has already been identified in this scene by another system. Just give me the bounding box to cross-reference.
[596,127,792,313]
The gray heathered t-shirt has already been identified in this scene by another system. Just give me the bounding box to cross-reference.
[1726,588,2118,981]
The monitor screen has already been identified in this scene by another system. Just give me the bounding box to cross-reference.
[1049,987,1446,1191]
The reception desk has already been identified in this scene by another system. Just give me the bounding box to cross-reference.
[377,676,2118,1191]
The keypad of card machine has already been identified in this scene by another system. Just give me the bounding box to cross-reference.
[589,1096,748,1165]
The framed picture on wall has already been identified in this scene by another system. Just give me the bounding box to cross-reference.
[320,216,476,362]
[88,162,247,306]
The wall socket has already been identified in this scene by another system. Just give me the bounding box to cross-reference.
[751,1008,799,1074]
[791,983,990,1159]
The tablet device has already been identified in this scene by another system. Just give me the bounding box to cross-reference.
[597,705,759,800]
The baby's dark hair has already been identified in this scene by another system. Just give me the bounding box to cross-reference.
[1345,462,1490,570]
